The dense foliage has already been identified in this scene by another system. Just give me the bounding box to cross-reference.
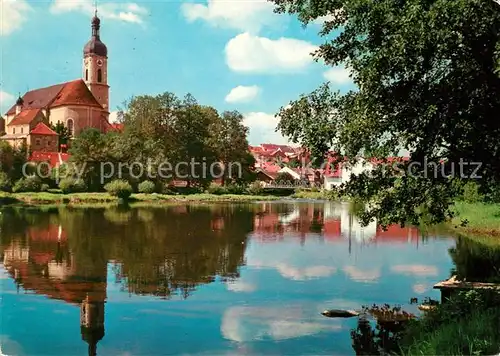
[270,0,500,226]
[68,92,255,191]
[104,179,133,199]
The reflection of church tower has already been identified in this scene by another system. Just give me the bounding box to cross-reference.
[80,294,105,356]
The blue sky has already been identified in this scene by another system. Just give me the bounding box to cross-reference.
[0,0,355,145]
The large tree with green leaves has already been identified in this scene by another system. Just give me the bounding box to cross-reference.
[271,0,500,226]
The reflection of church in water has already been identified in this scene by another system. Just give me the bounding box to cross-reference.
[3,224,106,356]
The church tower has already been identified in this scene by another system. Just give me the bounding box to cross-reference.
[83,11,109,111]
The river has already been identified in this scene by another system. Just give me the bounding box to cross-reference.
[0,201,456,355]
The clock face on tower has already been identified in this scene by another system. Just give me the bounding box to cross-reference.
[97,59,103,66]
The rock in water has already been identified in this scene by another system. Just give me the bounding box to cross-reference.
[321,309,359,318]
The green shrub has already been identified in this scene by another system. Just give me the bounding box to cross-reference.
[247,181,264,195]
[225,183,246,194]
[104,179,133,199]
[12,176,42,193]
[207,183,227,195]
[41,184,50,192]
[310,186,320,192]
[138,180,156,194]
[0,172,12,192]
[275,172,296,184]
[462,181,483,203]
[59,178,87,194]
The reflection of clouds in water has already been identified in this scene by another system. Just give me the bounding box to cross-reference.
[1,335,24,356]
[323,298,363,311]
[251,260,337,280]
[343,266,380,283]
[276,264,337,281]
[221,306,342,342]
[391,264,438,277]
[412,283,428,294]
[227,280,256,293]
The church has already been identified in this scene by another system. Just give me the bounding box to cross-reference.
[0,11,115,153]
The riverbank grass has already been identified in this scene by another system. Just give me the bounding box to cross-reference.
[451,202,500,238]
[0,191,284,206]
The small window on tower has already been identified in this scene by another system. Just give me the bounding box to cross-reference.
[35,138,41,146]
[97,69,102,83]
[20,127,23,134]
[86,69,89,81]
[13,128,15,134]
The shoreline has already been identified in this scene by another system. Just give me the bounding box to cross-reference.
[0,191,328,207]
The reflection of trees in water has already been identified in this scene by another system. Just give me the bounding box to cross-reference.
[1,205,255,299]
[449,236,500,283]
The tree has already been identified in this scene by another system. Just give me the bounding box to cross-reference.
[209,110,256,185]
[68,128,116,190]
[270,0,500,226]
[50,122,71,151]
[0,141,27,181]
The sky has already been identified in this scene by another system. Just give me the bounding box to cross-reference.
[0,0,355,145]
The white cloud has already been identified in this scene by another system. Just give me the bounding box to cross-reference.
[275,264,337,281]
[225,85,260,103]
[391,265,439,277]
[243,112,290,145]
[225,33,317,74]
[50,0,149,24]
[108,111,120,123]
[0,90,15,114]
[343,266,380,283]
[312,10,345,25]
[0,0,32,36]
[221,306,341,342]
[412,283,428,294]
[181,0,279,33]
[324,66,352,84]
[226,280,256,293]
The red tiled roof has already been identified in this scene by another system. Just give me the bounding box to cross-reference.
[7,109,43,126]
[5,79,102,115]
[6,84,66,115]
[29,152,70,167]
[51,79,102,108]
[110,123,124,132]
[30,122,58,136]
[261,144,295,153]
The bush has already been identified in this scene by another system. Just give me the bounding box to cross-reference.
[104,179,133,199]
[0,172,12,192]
[225,183,246,195]
[275,172,297,184]
[206,183,227,195]
[12,176,42,193]
[462,181,483,203]
[41,184,50,192]
[138,180,156,194]
[59,178,87,194]
[247,181,263,195]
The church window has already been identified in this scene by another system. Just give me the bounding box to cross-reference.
[97,69,102,83]
[85,69,89,81]
[13,128,15,134]
[35,138,41,146]
[20,127,23,134]
[67,119,74,136]
[47,140,51,147]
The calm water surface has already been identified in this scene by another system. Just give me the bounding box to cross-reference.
[0,202,456,355]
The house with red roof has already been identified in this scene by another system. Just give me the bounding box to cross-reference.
[0,12,112,156]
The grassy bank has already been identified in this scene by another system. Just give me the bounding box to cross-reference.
[450,202,500,238]
[400,290,500,355]
[0,191,289,206]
